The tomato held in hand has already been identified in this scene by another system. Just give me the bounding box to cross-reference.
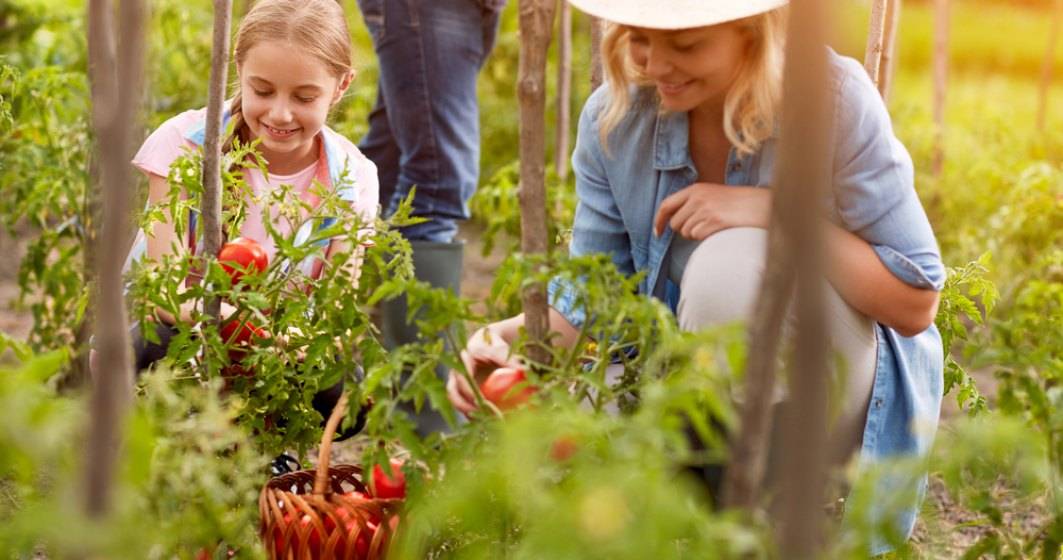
[218,237,268,285]
[369,459,406,500]
[480,367,536,410]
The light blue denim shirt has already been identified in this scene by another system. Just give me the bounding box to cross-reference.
[549,52,945,552]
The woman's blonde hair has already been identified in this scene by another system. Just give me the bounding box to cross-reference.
[225,0,353,150]
[598,9,787,157]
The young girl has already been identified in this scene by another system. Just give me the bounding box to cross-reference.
[125,0,378,434]
[448,0,944,552]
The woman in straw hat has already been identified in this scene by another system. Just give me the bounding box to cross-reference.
[449,0,944,550]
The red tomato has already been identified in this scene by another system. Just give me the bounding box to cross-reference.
[272,510,294,558]
[351,518,376,558]
[220,319,265,362]
[550,435,579,462]
[480,367,536,410]
[218,237,268,286]
[369,460,406,500]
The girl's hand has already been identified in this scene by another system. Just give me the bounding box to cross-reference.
[653,183,772,240]
[446,325,523,414]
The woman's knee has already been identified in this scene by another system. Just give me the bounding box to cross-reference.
[676,227,768,331]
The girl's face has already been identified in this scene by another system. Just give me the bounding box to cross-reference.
[627,23,750,113]
[238,40,351,170]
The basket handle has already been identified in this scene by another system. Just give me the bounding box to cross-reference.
[313,391,349,496]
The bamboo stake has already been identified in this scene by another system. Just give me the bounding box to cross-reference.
[863,0,889,88]
[589,16,604,91]
[932,0,949,176]
[1037,0,1062,131]
[721,0,834,554]
[201,0,234,323]
[554,0,573,182]
[879,0,902,101]
[83,0,145,517]
[517,0,557,368]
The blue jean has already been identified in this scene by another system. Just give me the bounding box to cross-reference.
[356,0,505,242]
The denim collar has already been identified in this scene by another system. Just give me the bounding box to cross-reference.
[653,109,694,171]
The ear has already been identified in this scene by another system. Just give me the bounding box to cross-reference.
[332,70,355,105]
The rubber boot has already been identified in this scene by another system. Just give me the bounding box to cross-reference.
[380,240,464,437]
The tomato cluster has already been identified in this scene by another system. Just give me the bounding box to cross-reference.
[269,462,406,559]
[217,238,268,376]
[271,499,391,559]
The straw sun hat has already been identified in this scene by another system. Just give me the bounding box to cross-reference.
[566,0,788,30]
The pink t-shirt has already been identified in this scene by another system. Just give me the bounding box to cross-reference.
[132,108,378,261]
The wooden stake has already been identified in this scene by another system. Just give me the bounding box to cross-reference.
[722,1,834,556]
[517,0,557,368]
[1037,0,1062,131]
[863,0,889,88]
[774,0,833,553]
[879,0,902,101]
[554,0,573,182]
[83,0,145,517]
[201,0,234,323]
[932,0,949,176]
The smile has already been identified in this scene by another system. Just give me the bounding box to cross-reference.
[657,80,693,95]
[262,122,300,138]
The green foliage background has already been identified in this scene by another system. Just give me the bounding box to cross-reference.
[0,0,1061,557]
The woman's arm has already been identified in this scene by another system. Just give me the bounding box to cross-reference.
[654,183,939,336]
[825,224,939,337]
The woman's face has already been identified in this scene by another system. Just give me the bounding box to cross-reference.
[627,23,750,113]
[238,40,350,170]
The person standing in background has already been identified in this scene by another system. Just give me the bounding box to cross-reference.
[355,0,506,434]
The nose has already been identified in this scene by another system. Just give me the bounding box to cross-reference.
[643,43,674,79]
[268,98,293,124]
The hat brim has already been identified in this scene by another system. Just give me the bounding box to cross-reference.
[567,0,787,30]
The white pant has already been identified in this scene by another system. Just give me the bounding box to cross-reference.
[676,227,877,462]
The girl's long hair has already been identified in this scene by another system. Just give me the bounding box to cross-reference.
[224,0,353,152]
[597,9,787,157]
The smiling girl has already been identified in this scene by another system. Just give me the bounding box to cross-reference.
[449,0,945,552]
[123,0,377,436]
[134,0,378,282]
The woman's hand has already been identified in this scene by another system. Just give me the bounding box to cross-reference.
[653,183,771,239]
[446,324,523,415]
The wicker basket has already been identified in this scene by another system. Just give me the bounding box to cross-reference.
[259,394,401,559]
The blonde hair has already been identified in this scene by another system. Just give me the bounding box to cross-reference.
[225,0,353,150]
[598,9,787,157]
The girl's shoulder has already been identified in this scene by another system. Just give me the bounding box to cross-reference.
[319,125,379,212]
[321,125,374,168]
[132,107,208,178]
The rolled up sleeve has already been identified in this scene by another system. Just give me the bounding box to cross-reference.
[832,58,946,291]
[548,88,635,329]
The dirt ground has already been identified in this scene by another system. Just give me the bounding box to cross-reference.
[0,223,1033,557]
